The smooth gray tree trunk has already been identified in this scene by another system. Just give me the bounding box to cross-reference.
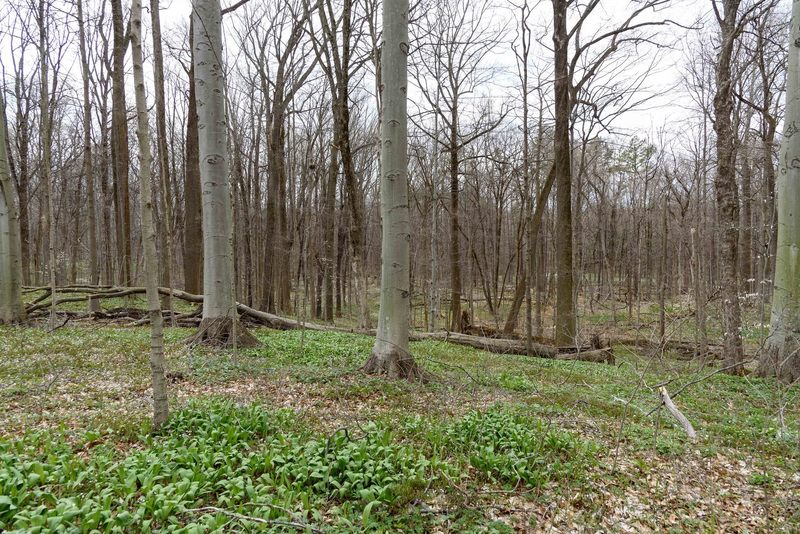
[758,0,800,383]
[190,0,257,347]
[0,95,25,323]
[364,0,422,380]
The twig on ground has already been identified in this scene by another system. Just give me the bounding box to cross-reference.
[182,506,323,533]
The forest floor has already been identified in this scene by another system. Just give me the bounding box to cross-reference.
[1,320,799,532]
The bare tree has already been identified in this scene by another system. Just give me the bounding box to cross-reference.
[712,0,748,374]
[34,0,57,328]
[110,0,132,286]
[364,0,422,379]
[184,16,203,295]
[131,0,169,426]
[412,0,508,332]
[150,0,175,314]
[758,0,800,383]
[190,0,258,346]
[75,0,98,297]
[0,94,25,323]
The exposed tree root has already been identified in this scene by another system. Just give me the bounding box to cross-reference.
[186,317,260,348]
[362,347,429,382]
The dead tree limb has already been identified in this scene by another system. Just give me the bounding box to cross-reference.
[23,285,614,363]
[556,347,615,364]
[658,386,697,441]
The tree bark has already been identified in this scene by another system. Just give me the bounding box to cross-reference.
[448,127,462,332]
[0,95,25,323]
[76,0,98,294]
[758,0,800,383]
[190,0,257,347]
[110,0,132,287]
[713,0,745,374]
[150,0,175,314]
[183,24,203,296]
[37,0,57,329]
[131,0,169,427]
[365,0,423,380]
[552,0,575,345]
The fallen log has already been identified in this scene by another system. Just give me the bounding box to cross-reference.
[23,286,610,363]
[410,331,558,359]
[613,336,722,359]
[555,347,615,365]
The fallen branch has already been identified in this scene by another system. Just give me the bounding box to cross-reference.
[182,506,322,533]
[658,386,697,441]
[410,331,558,359]
[25,285,612,363]
[555,347,615,365]
[613,336,723,359]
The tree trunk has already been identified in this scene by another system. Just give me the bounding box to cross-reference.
[758,0,800,383]
[739,145,753,292]
[150,0,175,314]
[11,83,31,286]
[365,0,423,380]
[111,0,132,287]
[183,18,203,295]
[0,95,25,323]
[448,131,462,332]
[131,0,169,427]
[713,0,745,374]
[322,144,338,322]
[37,0,57,329]
[190,0,257,347]
[76,0,98,294]
[552,0,575,345]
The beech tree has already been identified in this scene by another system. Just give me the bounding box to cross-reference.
[758,0,800,383]
[0,95,25,323]
[190,0,258,346]
[364,0,422,379]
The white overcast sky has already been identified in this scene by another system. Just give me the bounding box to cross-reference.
[0,0,791,143]
[153,0,767,137]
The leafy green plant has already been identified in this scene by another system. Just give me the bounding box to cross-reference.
[443,408,597,488]
[498,372,535,392]
[0,400,440,532]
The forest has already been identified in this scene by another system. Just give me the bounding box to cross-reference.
[0,0,798,531]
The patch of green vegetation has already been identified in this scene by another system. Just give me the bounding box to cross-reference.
[0,400,442,532]
[442,407,598,488]
[2,322,799,530]
[498,372,536,392]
